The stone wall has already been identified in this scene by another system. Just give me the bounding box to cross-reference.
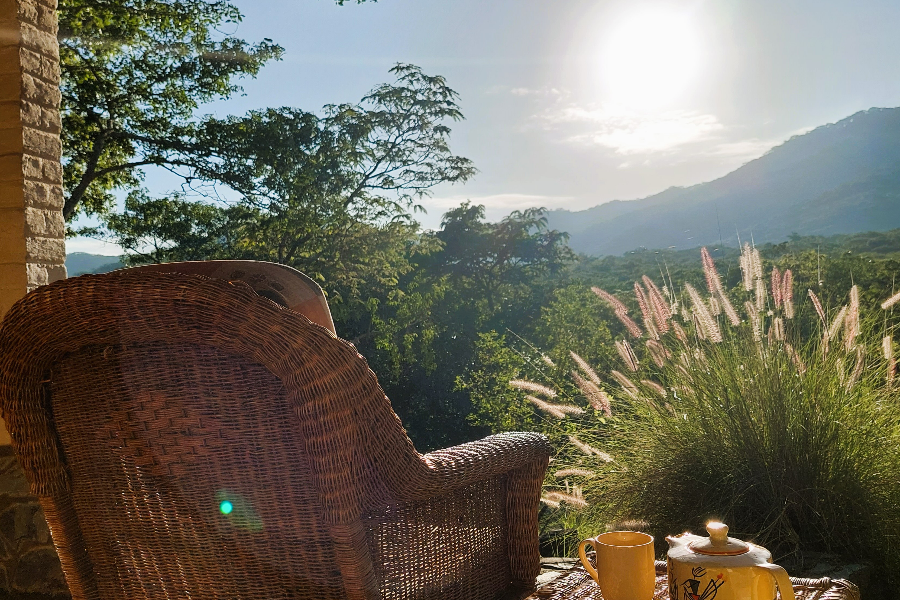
[0,0,66,315]
[0,0,68,597]
[0,448,66,597]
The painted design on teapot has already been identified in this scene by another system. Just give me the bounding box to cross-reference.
[681,566,726,600]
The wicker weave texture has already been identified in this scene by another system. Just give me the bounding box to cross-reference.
[0,271,551,600]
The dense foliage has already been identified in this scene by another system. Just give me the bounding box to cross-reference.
[59,0,283,220]
[468,242,900,593]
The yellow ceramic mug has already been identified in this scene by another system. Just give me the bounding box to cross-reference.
[579,531,656,600]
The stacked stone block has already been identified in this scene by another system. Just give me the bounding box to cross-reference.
[0,0,65,320]
[0,0,69,596]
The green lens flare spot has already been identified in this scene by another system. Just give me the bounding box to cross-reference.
[219,500,234,515]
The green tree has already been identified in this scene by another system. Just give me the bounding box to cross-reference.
[428,202,574,314]
[94,65,474,317]
[60,0,283,220]
[357,204,575,449]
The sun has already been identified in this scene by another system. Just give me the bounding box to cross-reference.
[600,9,702,109]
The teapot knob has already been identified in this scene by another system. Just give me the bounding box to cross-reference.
[706,521,729,546]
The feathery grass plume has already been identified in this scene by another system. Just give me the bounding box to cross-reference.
[836,357,845,385]
[882,290,900,310]
[721,295,741,327]
[698,247,739,326]
[646,339,670,367]
[782,270,794,318]
[541,354,556,367]
[592,287,643,338]
[709,295,721,316]
[643,275,672,332]
[543,491,588,508]
[700,247,721,295]
[846,345,865,390]
[740,243,754,291]
[615,340,639,372]
[845,285,860,351]
[755,277,767,313]
[771,267,782,308]
[808,289,827,325]
[611,369,639,398]
[691,309,707,341]
[525,396,567,419]
[527,396,585,417]
[745,301,762,342]
[571,371,613,416]
[644,319,660,341]
[634,282,653,329]
[672,322,689,346]
[884,335,896,386]
[554,403,586,416]
[568,435,613,461]
[591,287,627,313]
[509,379,558,398]
[540,496,561,508]
[827,305,848,343]
[641,379,667,397]
[700,247,741,325]
[555,468,596,478]
[751,246,764,281]
[570,351,602,385]
[784,342,806,374]
[773,317,785,341]
[685,283,723,342]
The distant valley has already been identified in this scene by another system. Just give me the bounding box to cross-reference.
[65,253,123,276]
[546,107,900,256]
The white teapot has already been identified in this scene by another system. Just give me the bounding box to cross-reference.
[666,522,795,600]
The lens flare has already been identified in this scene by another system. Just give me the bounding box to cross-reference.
[219,500,234,515]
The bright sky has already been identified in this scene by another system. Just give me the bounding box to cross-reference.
[69,0,900,254]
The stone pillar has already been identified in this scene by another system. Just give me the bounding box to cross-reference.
[0,0,66,320]
[0,0,66,444]
[0,0,68,596]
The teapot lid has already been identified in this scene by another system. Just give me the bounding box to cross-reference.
[689,522,750,556]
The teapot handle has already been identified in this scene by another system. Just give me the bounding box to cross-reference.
[754,563,795,600]
[578,539,599,583]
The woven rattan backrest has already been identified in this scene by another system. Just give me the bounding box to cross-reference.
[51,343,344,599]
[121,260,336,334]
[0,271,424,600]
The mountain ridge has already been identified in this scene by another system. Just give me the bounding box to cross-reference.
[547,107,900,256]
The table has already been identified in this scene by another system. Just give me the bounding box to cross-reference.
[525,561,861,600]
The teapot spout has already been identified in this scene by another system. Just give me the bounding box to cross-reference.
[666,532,692,549]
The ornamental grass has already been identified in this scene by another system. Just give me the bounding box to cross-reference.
[514,244,900,582]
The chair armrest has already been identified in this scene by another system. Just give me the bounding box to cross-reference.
[381,431,550,592]
[388,432,551,501]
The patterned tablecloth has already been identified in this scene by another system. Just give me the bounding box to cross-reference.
[525,561,860,600]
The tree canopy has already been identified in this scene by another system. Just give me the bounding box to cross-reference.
[59,0,282,220]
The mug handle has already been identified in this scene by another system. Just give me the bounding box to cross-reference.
[578,538,599,582]
[754,563,796,600]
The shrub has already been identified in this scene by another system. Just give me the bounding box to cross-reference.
[509,245,900,582]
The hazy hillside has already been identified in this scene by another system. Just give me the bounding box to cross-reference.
[547,107,900,256]
[65,253,124,276]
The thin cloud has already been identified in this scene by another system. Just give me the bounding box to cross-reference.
[539,104,724,154]
[509,86,568,98]
[707,125,815,163]
[708,138,780,160]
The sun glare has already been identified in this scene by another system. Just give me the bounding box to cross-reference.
[600,9,702,109]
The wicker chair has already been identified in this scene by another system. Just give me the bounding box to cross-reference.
[0,270,550,600]
[120,260,336,334]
